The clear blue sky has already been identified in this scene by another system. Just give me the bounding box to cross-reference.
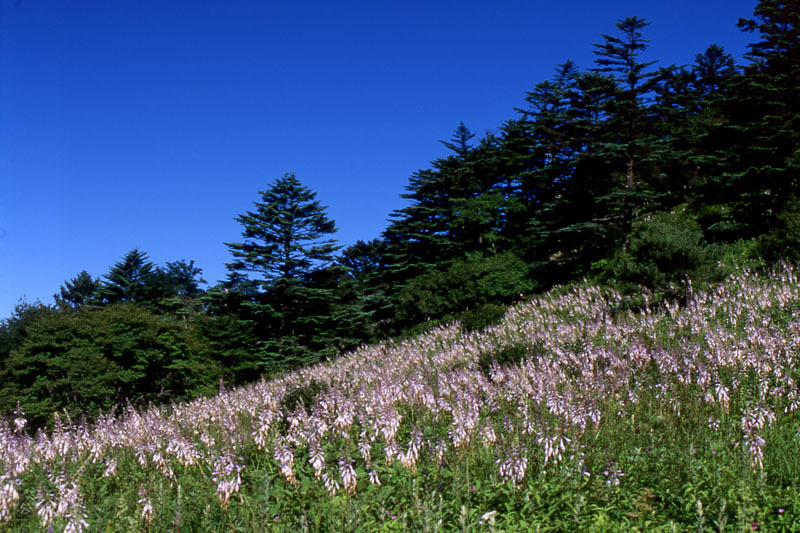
[0,0,756,317]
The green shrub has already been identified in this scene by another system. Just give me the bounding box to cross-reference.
[458,303,507,332]
[395,251,533,328]
[477,342,532,375]
[612,211,724,303]
[281,379,328,414]
[0,303,220,427]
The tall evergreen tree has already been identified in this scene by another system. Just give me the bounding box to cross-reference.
[592,16,658,192]
[94,249,161,305]
[339,238,393,333]
[152,260,207,318]
[547,70,622,275]
[226,173,340,368]
[650,45,738,222]
[502,61,581,274]
[724,0,800,255]
[226,173,338,287]
[694,44,737,96]
[440,121,476,158]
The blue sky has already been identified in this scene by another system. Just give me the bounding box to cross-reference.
[0,0,757,316]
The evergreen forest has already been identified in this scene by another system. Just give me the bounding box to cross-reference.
[1,0,799,429]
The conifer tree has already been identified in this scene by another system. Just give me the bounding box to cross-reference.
[694,44,737,96]
[591,16,658,194]
[226,173,339,368]
[547,70,622,275]
[94,249,160,305]
[440,121,476,158]
[502,61,581,275]
[54,271,99,309]
[226,173,337,287]
[650,45,738,218]
[724,0,800,254]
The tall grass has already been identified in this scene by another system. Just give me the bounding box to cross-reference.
[2,264,800,531]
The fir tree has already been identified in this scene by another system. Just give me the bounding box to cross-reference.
[591,16,658,192]
[54,271,99,309]
[226,173,339,368]
[440,121,476,158]
[724,0,800,253]
[226,173,338,287]
[94,249,161,305]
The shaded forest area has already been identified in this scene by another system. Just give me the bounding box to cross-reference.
[2,0,798,427]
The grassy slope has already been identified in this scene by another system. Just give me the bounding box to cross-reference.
[2,264,800,531]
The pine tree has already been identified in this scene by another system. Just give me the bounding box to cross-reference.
[339,239,392,334]
[225,173,339,368]
[226,173,338,287]
[501,61,581,275]
[54,271,99,309]
[724,0,800,253]
[440,121,476,158]
[650,45,739,225]
[694,44,737,96]
[153,260,207,318]
[591,16,658,192]
[94,249,161,305]
[546,70,622,276]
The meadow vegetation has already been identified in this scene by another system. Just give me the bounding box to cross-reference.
[2,263,800,531]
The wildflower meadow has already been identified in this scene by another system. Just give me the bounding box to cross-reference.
[2,264,800,531]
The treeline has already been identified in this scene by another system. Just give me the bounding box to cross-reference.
[2,0,798,427]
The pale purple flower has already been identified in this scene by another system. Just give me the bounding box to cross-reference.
[338,456,357,494]
[368,469,381,486]
[0,476,20,523]
[212,454,244,507]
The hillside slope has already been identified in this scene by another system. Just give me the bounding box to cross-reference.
[2,264,800,531]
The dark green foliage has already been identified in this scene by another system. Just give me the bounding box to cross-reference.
[649,45,738,215]
[376,7,797,334]
[0,304,219,427]
[611,211,724,302]
[159,259,206,296]
[383,124,515,290]
[588,17,660,248]
[394,251,533,329]
[338,239,393,336]
[0,301,56,369]
[719,0,800,240]
[192,313,262,385]
[94,248,161,305]
[226,173,338,287]
[226,173,341,369]
[440,120,475,158]
[458,303,507,332]
[755,199,800,263]
[54,271,99,309]
[151,259,208,318]
[280,379,328,415]
[477,342,531,375]
[93,250,208,314]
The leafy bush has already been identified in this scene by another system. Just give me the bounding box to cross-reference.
[458,303,507,332]
[280,379,328,414]
[477,342,531,375]
[0,304,219,427]
[756,200,800,264]
[612,211,724,303]
[395,251,533,328]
